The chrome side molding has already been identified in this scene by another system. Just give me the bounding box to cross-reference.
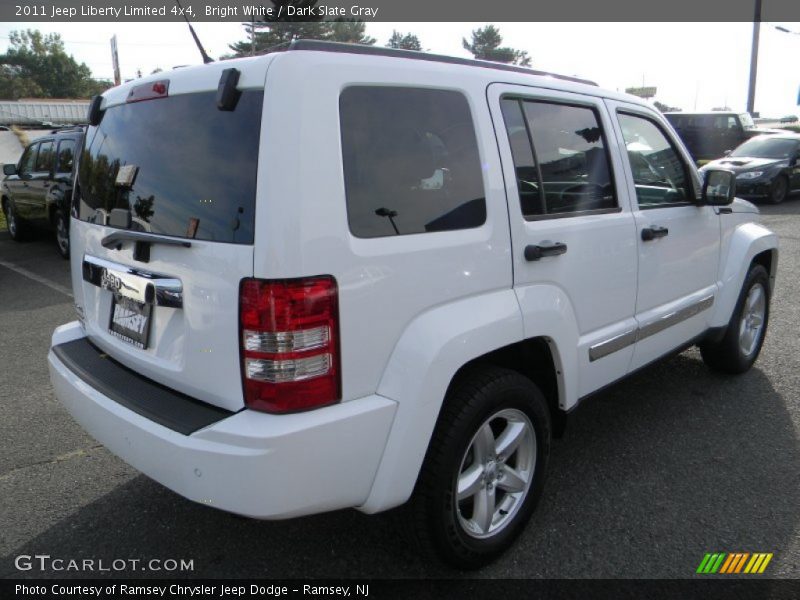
[82,255,183,309]
[588,329,637,362]
[636,295,715,342]
[589,295,715,362]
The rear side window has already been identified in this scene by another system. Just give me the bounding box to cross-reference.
[340,86,486,238]
[501,98,617,218]
[56,139,76,175]
[77,90,263,244]
[35,141,54,173]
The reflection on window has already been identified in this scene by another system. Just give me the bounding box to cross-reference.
[340,86,486,238]
[501,99,616,217]
[19,144,37,175]
[35,141,54,172]
[618,113,691,207]
[56,140,76,174]
[77,91,262,244]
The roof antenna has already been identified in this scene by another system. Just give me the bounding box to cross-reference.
[175,0,213,64]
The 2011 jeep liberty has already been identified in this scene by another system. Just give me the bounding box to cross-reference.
[48,41,778,569]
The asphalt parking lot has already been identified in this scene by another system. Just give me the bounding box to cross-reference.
[1,204,798,580]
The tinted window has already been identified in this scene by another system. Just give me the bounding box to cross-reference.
[18,143,38,176]
[500,99,544,216]
[618,113,692,207]
[501,98,616,217]
[56,139,76,175]
[340,86,486,238]
[34,141,54,173]
[77,90,263,244]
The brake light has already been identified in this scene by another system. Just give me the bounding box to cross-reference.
[239,277,341,413]
[126,79,169,103]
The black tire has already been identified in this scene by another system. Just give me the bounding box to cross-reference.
[54,210,70,259]
[700,264,770,374]
[408,365,551,569]
[4,200,28,242]
[768,176,788,205]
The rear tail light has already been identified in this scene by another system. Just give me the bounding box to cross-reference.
[239,277,340,413]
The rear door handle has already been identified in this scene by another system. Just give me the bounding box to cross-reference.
[641,226,669,241]
[525,241,568,261]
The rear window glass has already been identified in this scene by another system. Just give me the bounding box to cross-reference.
[76,90,263,244]
[340,86,486,238]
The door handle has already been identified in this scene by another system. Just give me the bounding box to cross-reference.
[641,226,669,241]
[525,241,568,261]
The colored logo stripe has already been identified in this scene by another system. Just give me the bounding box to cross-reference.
[697,552,773,574]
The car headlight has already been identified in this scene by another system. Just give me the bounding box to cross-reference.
[737,171,764,180]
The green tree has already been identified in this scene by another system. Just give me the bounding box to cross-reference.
[0,29,110,99]
[387,30,422,51]
[462,25,531,67]
[228,1,375,57]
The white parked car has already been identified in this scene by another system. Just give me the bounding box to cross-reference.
[49,41,778,569]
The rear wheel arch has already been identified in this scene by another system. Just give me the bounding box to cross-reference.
[444,337,566,439]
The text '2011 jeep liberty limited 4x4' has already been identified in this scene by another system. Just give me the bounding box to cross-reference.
[48,41,778,569]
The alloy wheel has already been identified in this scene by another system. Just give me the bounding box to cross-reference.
[455,408,537,539]
[739,283,766,357]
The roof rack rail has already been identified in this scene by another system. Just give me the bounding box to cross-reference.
[49,126,85,134]
[280,40,597,87]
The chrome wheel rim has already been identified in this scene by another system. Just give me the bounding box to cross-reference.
[739,283,766,357]
[7,208,16,236]
[56,216,69,253]
[455,408,536,539]
[773,179,787,202]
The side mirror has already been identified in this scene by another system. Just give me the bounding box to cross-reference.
[701,169,736,206]
[722,149,732,157]
[3,163,17,176]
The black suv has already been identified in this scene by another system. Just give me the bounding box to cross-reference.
[2,127,83,258]
[663,111,777,163]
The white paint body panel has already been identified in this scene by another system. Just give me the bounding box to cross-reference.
[50,322,397,519]
[50,50,779,519]
[488,84,639,400]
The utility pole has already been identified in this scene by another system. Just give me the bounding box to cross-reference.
[746,0,762,115]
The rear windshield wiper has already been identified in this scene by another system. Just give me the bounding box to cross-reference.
[101,230,192,263]
[101,230,192,250]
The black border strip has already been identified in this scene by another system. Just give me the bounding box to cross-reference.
[52,338,234,435]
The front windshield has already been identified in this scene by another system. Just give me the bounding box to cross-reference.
[730,137,798,159]
[739,113,755,129]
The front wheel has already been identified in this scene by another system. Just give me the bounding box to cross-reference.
[700,264,770,374]
[409,366,551,569]
[768,176,788,205]
[5,201,27,241]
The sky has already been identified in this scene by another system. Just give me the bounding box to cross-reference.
[1,21,799,117]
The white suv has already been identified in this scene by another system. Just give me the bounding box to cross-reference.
[48,41,778,569]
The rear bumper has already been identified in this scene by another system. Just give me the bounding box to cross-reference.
[48,321,397,519]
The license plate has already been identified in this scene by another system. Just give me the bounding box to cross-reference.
[109,294,152,349]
